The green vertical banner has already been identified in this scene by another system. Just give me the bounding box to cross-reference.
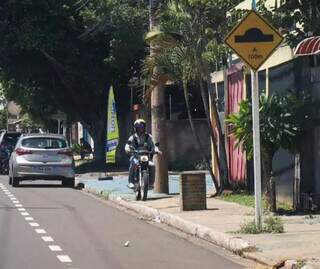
[106,86,119,163]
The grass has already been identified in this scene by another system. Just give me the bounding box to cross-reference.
[218,192,294,214]
[217,193,264,208]
[239,215,284,234]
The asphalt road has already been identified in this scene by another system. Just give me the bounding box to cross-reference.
[0,176,251,269]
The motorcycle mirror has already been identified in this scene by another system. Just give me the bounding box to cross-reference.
[155,142,160,147]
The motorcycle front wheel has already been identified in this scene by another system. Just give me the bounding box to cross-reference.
[141,172,149,201]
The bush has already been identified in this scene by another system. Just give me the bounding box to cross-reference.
[239,220,263,234]
[263,216,284,233]
[195,159,208,170]
[239,215,284,234]
[71,143,82,155]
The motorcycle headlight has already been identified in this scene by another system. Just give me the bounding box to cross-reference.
[140,155,149,162]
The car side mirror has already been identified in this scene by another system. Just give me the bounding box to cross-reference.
[127,140,132,145]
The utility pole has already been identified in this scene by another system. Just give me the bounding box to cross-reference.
[149,0,169,194]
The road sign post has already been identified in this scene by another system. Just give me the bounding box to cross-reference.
[224,10,283,229]
[251,70,262,227]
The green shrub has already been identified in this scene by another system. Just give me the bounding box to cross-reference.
[195,159,208,170]
[239,220,263,234]
[71,143,82,155]
[263,216,284,233]
[239,216,284,234]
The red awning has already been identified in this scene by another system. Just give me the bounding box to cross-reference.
[294,36,320,56]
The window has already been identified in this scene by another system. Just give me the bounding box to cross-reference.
[22,137,67,149]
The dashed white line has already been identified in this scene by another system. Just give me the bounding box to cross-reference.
[42,236,54,242]
[57,255,72,263]
[5,189,74,266]
[49,245,62,251]
[21,212,29,216]
[35,229,46,234]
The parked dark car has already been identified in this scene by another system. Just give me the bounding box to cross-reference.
[0,131,22,174]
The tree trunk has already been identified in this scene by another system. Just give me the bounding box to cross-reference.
[293,152,301,211]
[261,148,276,212]
[150,0,169,194]
[182,81,220,195]
[89,114,107,166]
[204,68,229,189]
[198,78,223,194]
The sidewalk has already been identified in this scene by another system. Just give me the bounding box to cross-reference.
[77,173,320,269]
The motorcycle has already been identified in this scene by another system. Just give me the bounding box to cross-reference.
[130,144,159,201]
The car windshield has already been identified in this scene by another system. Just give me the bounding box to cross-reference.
[21,137,67,149]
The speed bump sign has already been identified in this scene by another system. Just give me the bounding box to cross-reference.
[225,10,283,71]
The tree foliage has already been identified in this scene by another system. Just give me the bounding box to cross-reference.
[273,0,320,47]
[0,0,148,163]
[226,91,318,211]
[226,92,318,158]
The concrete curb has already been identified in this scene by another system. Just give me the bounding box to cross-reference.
[83,186,254,254]
[79,184,320,269]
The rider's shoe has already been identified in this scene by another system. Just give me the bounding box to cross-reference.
[127,183,135,189]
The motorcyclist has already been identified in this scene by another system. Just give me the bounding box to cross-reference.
[125,119,159,189]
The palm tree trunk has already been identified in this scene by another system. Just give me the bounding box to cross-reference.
[150,0,169,194]
[198,78,223,194]
[204,68,230,189]
[182,80,220,195]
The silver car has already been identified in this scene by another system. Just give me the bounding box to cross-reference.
[9,134,75,187]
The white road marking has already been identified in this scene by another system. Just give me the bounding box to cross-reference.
[42,236,54,242]
[48,245,62,251]
[5,190,74,266]
[35,229,46,234]
[57,255,72,263]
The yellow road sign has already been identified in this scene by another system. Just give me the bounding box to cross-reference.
[225,10,283,71]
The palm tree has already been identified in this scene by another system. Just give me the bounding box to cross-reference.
[143,44,221,194]
[145,0,243,191]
